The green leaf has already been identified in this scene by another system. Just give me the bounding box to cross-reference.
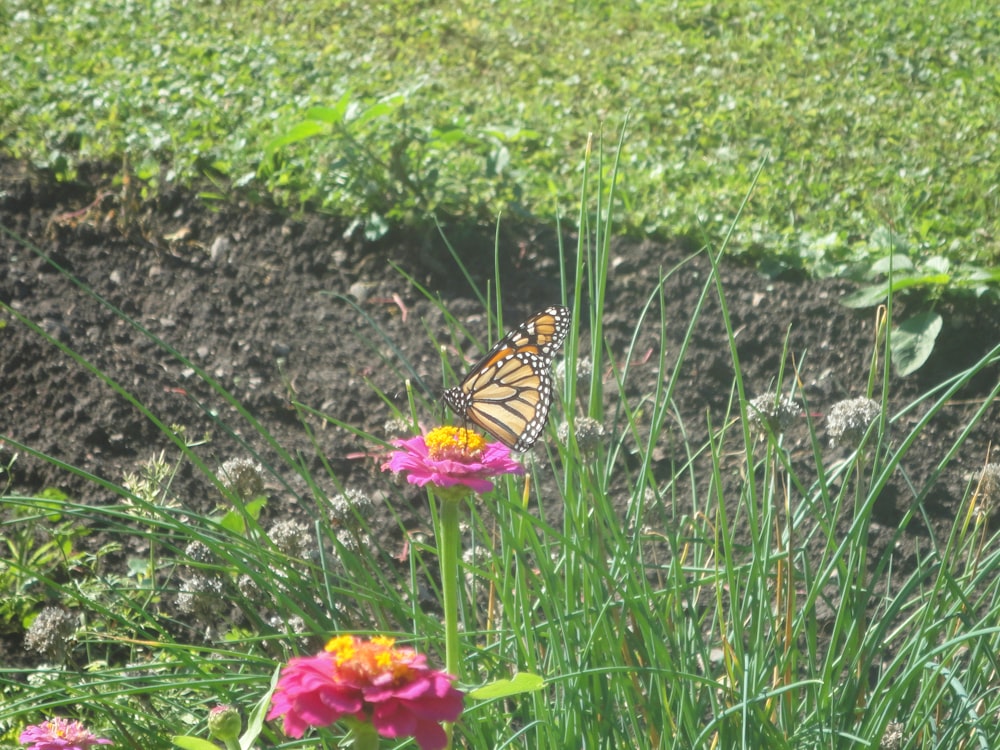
[350,96,403,128]
[841,284,889,309]
[468,672,545,700]
[924,255,951,274]
[891,312,943,376]
[31,493,65,521]
[245,498,267,519]
[219,498,266,535]
[868,254,915,276]
[264,120,331,157]
[126,556,151,580]
[304,91,353,123]
[219,510,246,535]
[364,212,390,242]
[889,273,951,292]
[240,665,282,750]
[171,736,219,750]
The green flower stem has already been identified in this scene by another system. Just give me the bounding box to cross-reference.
[438,492,462,678]
[344,717,379,750]
[436,489,465,749]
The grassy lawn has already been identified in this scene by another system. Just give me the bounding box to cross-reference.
[2,0,998,273]
[4,4,1000,747]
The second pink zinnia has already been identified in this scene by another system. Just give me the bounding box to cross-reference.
[266,635,464,750]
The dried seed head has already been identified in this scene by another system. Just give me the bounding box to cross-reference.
[974,463,1000,517]
[269,614,308,636]
[555,355,592,390]
[219,457,265,500]
[123,452,180,516]
[827,397,882,448]
[747,394,799,438]
[176,575,226,619]
[557,417,607,452]
[237,574,265,604]
[24,607,77,657]
[383,417,413,439]
[328,487,375,528]
[184,540,215,564]
[461,544,491,567]
[268,519,313,558]
[880,721,905,750]
[335,527,372,553]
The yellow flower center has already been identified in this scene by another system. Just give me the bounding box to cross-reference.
[325,635,416,683]
[425,426,485,461]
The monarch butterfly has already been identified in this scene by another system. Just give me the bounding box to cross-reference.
[443,306,571,451]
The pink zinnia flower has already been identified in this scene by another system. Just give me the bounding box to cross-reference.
[19,718,112,750]
[382,426,524,495]
[267,635,464,750]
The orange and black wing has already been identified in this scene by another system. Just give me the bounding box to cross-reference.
[443,306,570,451]
[496,305,572,360]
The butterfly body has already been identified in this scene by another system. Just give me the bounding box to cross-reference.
[443,306,571,451]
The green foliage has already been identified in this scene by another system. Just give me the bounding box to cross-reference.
[2,142,1000,749]
[260,92,533,237]
[2,0,999,278]
[0,485,88,635]
[891,311,944,376]
[838,230,1000,373]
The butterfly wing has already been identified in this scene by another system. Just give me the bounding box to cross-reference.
[498,305,572,360]
[443,306,570,451]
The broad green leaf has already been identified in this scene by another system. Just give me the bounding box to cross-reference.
[841,285,889,309]
[30,494,64,521]
[842,272,952,309]
[304,91,353,124]
[350,95,404,128]
[263,121,330,157]
[245,498,267,519]
[963,267,1000,283]
[869,254,914,275]
[924,255,950,274]
[219,510,246,535]
[889,273,950,292]
[468,672,545,700]
[892,312,943,376]
[219,498,266,535]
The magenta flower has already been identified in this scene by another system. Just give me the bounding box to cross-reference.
[382,426,524,494]
[19,718,112,750]
[266,635,464,750]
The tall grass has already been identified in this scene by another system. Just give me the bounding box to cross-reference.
[2,146,1000,749]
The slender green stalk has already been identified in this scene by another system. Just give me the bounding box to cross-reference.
[344,718,380,750]
[437,492,463,681]
[434,489,465,749]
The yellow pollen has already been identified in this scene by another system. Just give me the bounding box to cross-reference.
[323,635,417,683]
[325,635,358,664]
[426,426,486,460]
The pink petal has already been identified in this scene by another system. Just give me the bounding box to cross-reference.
[411,719,450,750]
[371,699,417,738]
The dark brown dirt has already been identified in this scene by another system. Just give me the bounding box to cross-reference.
[2,157,999,668]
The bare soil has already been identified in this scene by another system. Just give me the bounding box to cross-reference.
[2,157,999,668]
